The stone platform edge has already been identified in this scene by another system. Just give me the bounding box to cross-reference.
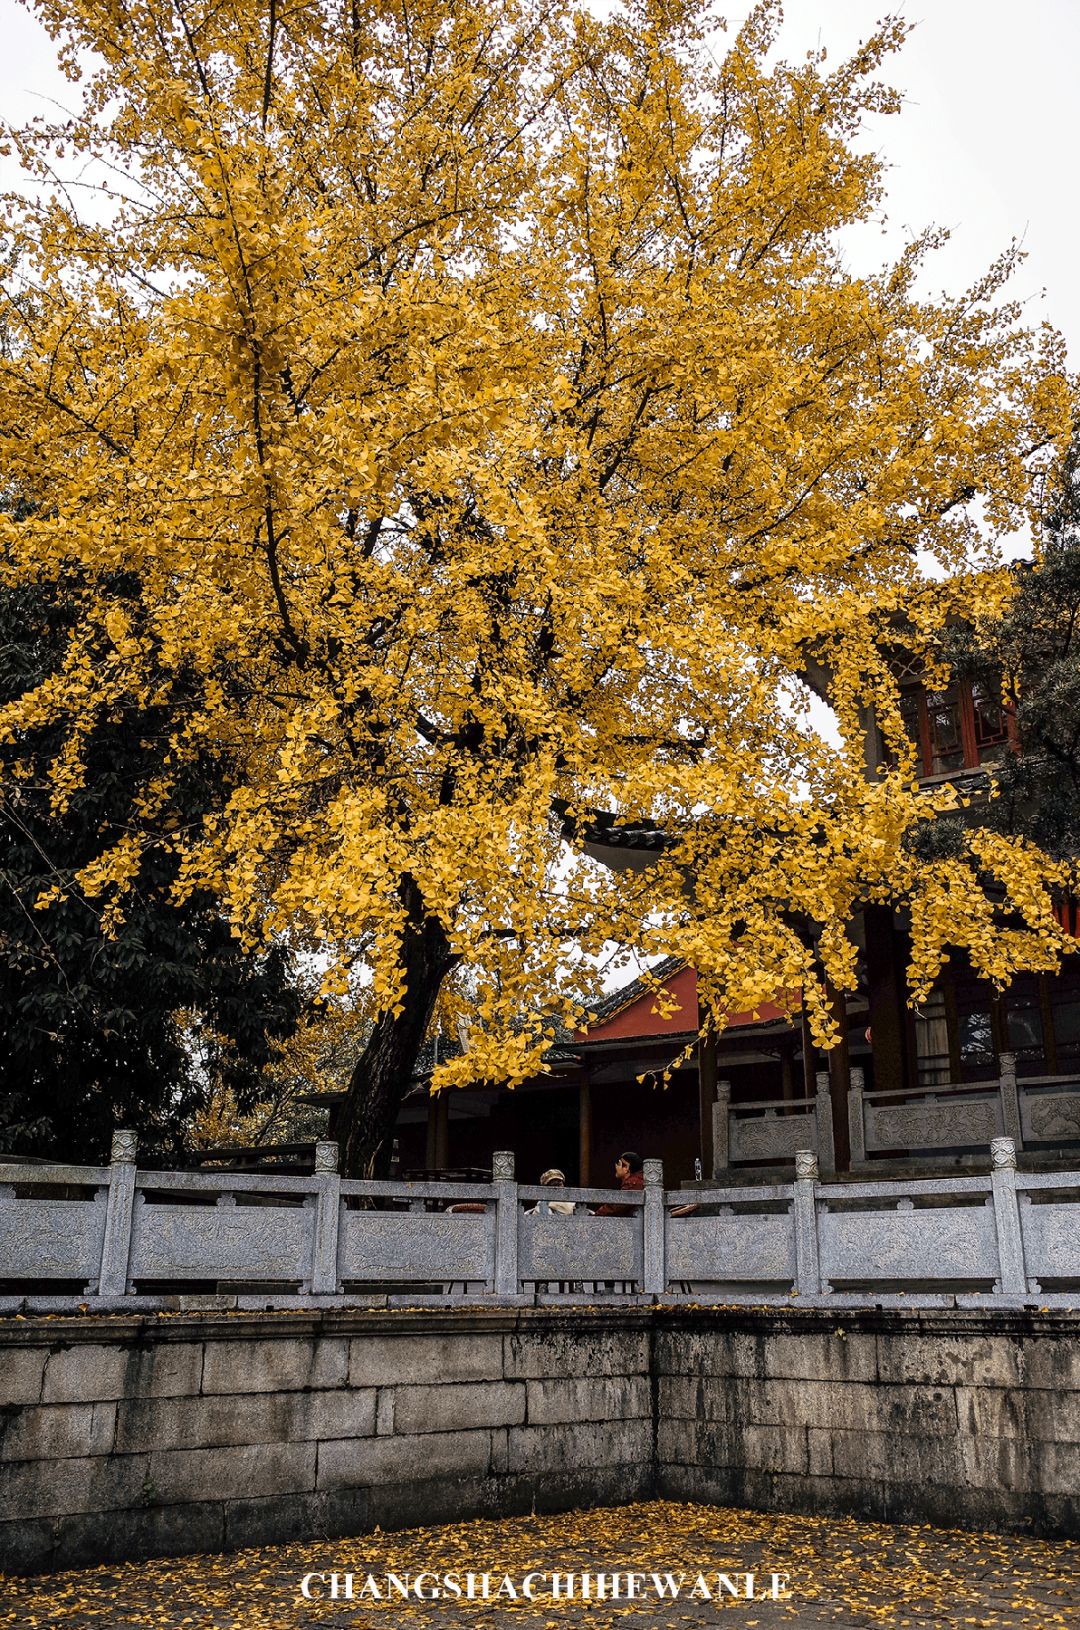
[1,1303,1077,1575]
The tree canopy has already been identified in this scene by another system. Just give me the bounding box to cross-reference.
[950,444,1080,862]
[0,0,1075,1172]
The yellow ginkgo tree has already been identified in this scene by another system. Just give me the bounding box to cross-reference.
[0,0,1075,1174]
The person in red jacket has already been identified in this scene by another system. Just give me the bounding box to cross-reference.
[593,1151,645,1216]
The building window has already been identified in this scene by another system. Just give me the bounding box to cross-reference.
[925,688,965,775]
[1004,989,1047,1077]
[1050,994,1080,1074]
[914,988,951,1086]
[957,1008,995,1074]
[898,679,1012,779]
[970,679,1010,763]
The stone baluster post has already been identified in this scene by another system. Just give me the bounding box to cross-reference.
[814,1072,836,1175]
[712,1080,731,1175]
[643,1158,665,1296]
[847,1066,867,1166]
[793,1147,822,1297]
[310,1141,341,1295]
[492,1151,518,1296]
[998,1051,1023,1150]
[989,1136,1029,1298]
[98,1129,138,1298]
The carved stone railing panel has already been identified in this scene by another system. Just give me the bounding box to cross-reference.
[341,1212,493,1284]
[864,1093,1002,1154]
[519,1214,642,1283]
[1019,1197,1080,1280]
[129,1200,314,1282]
[1020,1085,1080,1146]
[665,1213,794,1283]
[0,1194,107,1282]
[729,1109,815,1162]
[819,1202,999,1282]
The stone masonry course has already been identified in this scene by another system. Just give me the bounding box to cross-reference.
[0,1305,1075,1574]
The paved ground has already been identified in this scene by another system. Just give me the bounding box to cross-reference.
[2,1501,1077,1629]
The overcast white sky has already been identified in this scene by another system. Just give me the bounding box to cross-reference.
[1,0,1075,352]
[771,1,1080,357]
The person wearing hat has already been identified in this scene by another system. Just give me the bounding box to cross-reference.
[449,1165,575,1216]
[526,1168,576,1215]
[526,1168,580,1293]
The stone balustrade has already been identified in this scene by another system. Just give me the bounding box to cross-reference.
[2,1134,1078,1310]
[711,1056,1080,1177]
[712,1075,836,1174]
[847,1054,1080,1165]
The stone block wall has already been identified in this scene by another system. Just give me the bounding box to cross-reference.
[0,1309,654,1573]
[1,1305,1077,1574]
[656,1308,1080,1539]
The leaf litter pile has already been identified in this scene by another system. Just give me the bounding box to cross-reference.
[2,1501,1076,1630]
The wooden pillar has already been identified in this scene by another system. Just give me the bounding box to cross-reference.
[780,1042,796,1106]
[697,1026,717,1177]
[800,999,817,1100]
[943,963,963,1081]
[1039,975,1057,1076]
[426,1088,449,1169]
[826,981,852,1173]
[991,989,1008,1065]
[424,1089,437,1169]
[578,1077,592,1188]
[864,903,911,1095]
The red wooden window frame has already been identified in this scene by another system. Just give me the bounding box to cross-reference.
[900,678,1014,779]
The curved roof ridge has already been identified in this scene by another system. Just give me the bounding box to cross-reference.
[585,954,690,1032]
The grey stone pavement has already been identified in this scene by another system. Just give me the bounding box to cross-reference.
[2,1501,1077,1629]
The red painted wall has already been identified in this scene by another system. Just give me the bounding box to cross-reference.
[582,964,699,1040]
[579,965,792,1042]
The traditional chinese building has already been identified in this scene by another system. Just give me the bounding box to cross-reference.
[390,669,1080,1186]
[390,957,869,1188]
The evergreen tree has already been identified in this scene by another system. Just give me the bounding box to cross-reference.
[0,571,302,1163]
[955,447,1080,861]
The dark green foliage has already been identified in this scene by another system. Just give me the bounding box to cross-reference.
[951,446,1080,860]
[0,573,301,1163]
[904,813,966,862]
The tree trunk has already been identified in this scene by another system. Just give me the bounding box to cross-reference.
[336,877,453,1178]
